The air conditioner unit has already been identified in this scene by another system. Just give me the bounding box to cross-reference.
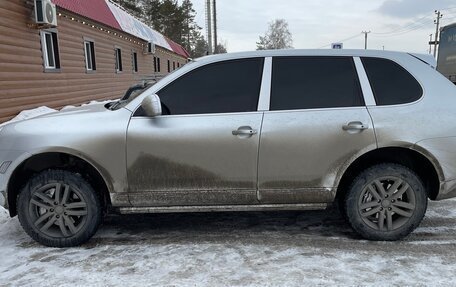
[34,0,58,27]
[145,42,156,54]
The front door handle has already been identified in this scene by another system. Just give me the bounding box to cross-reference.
[342,121,369,132]
[232,126,257,137]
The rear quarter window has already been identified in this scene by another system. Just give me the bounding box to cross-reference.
[361,57,423,105]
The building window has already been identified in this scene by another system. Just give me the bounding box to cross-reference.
[153,56,157,72]
[132,51,138,73]
[157,57,161,72]
[167,60,171,72]
[177,62,180,68]
[40,30,60,71]
[84,40,96,71]
[115,47,123,72]
[173,61,176,70]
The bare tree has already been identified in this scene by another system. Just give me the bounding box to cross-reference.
[256,19,293,50]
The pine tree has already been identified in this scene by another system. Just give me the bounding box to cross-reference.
[119,0,206,57]
[192,35,209,58]
[180,0,202,53]
[112,0,143,19]
[142,0,162,28]
[158,0,183,43]
[215,43,227,54]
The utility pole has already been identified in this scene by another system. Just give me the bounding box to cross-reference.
[433,10,443,58]
[205,0,213,55]
[429,34,433,54]
[362,31,371,50]
[213,0,218,53]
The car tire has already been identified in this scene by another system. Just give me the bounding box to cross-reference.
[17,170,102,247]
[344,163,427,241]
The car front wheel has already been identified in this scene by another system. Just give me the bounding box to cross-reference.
[17,170,102,247]
[344,164,427,241]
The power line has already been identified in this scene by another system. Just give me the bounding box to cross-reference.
[371,8,456,37]
[371,23,429,38]
[372,15,432,35]
[441,6,456,12]
[315,7,456,50]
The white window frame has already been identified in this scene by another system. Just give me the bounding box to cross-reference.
[84,39,95,72]
[40,30,60,71]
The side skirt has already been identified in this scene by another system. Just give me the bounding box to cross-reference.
[117,203,328,214]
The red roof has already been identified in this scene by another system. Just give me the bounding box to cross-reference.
[52,0,189,58]
[166,38,191,58]
[52,0,122,30]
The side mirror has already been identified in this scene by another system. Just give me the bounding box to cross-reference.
[141,94,162,117]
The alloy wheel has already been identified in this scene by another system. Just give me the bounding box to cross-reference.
[28,183,88,238]
[358,176,416,231]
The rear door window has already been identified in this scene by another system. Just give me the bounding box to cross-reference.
[361,57,423,105]
[270,57,364,111]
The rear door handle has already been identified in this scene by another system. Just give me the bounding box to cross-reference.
[232,126,257,136]
[342,121,369,132]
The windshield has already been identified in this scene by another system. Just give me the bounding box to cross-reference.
[107,81,157,111]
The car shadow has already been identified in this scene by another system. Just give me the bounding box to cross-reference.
[86,208,361,248]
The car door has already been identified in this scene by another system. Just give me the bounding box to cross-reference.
[126,58,265,207]
[258,56,377,204]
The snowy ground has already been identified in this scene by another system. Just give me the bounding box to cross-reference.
[1,199,456,286]
[1,105,456,286]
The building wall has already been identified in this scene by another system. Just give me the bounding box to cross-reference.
[0,0,187,123]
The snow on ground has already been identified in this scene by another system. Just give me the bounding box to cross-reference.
[1,199,456,286]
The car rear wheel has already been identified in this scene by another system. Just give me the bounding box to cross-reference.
[17,170,102,247]
[344,163,427,241]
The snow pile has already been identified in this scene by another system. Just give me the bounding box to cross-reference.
[1,99,117,127]
[0,106,57,127]
[61,99,115,110]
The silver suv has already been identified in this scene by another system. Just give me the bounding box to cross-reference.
[1,50,456,247]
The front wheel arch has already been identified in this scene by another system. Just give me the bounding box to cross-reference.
[17,169,102,247]
[8,152,111,217]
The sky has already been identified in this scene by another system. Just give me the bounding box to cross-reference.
[184,0,456,54]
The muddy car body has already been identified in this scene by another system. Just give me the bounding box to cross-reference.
[1,49,456,246]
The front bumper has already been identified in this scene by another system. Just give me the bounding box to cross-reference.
[0,190,5,209]
[438,179,456,200]
[0,150,30,210]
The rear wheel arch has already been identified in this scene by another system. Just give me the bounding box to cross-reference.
[7,152,111,217]
[336,147,441,203]
[344,163,427,240]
